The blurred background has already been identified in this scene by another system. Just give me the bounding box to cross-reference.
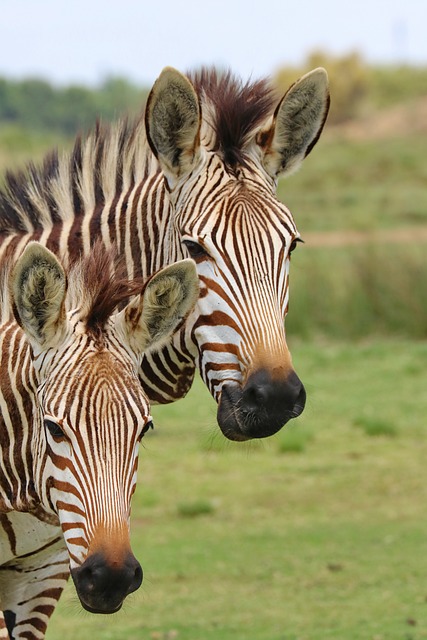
[0,1,426,639]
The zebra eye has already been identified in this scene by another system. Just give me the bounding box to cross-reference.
[182,240,208,260]
[44,418,66,439]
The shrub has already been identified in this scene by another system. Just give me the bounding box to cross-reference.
[177,500,215,518]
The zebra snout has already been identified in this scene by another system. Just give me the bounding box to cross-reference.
[71,551,143,614]
[217,369,306,440]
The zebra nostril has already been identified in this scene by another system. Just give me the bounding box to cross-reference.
[243,383,268,409]
[130,563,143,593]
[78,565,95,592]
[240,369,306,421]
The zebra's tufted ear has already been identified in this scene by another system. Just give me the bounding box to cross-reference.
[10,242,67,350]
[257,68,330,178]
[145,67,202,190]
[115,259,199,357]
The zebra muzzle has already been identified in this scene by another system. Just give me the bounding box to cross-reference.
[71,550,143,614]
[217,368,306,440]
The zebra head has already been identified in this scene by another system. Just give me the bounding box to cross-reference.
[146,67,330,440]
[10,243,198,614]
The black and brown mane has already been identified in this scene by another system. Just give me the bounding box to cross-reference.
[189,68,275,168]
[0,116,146,235]
[68,242,144,337]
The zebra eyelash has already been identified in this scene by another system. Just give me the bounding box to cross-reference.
[139,419,154,440]
[182,239,209,261]
[289,237,304,254]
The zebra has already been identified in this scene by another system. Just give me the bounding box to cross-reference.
[0,242,199,638]
[0,66,330,441]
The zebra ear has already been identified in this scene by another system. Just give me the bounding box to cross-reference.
[115,259,199,356]
[10,242,67,350]
[258,68,330,178]
[145,67,202,189]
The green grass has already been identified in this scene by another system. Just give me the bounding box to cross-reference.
[287,242,427,340]
[47,339,427,639]
[177,499,216,518]
[279,134,427,233]
[353,416,398,438]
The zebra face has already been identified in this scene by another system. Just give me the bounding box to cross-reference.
[146,66,329,440]
[39,344,147,614]
[174,166,306,440]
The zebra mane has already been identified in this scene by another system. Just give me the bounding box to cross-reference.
[67,242,144,337]
[189,67,276,168]
[0,242,144,332]
[0,115,154,235]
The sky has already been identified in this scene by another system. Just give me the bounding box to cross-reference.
[0,0,425,87]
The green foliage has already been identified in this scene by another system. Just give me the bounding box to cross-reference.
[279,135,427,233]
[277,425,313,453]
[287,242,427,341]
[353,416,398,437]
[368,64,427,108]
[275,52,427,124]
[0,124,71,177]
[0,75,148,135]
[177,500,215,518]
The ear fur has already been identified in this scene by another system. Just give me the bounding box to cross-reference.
[145,67,202,189]
[115,259,199,357]
[11,242,67,349]
[258,67,330,178]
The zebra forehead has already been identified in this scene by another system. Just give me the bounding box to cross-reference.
[189,197,297,246]
[52,348,138,384]
[43,347,145,408]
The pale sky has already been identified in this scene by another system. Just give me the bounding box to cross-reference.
[0,0,425,86]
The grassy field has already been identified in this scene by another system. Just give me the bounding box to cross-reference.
[287,242,427,340]
[45,339,427,640]
[278,133,427,233]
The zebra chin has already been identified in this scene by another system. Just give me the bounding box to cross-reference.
[217,369,306,441]
[71,551,143,614]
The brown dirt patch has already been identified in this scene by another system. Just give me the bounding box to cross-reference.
[303,226,427,248]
